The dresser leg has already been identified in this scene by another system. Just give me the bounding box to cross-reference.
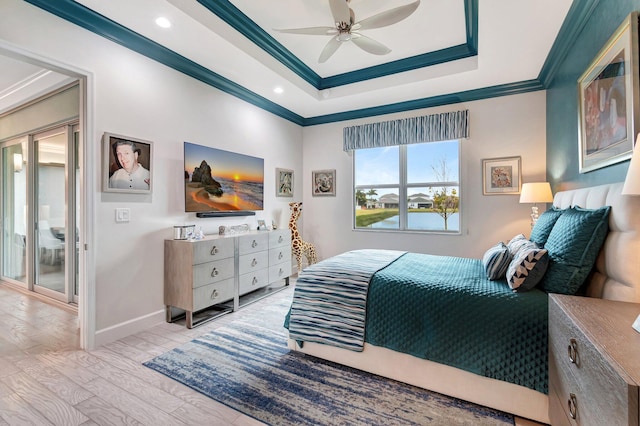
[165,306,173,323]
[186,311,194,329]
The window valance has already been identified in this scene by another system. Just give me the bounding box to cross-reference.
[343,110,469,151]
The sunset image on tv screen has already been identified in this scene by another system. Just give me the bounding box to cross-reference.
[184,142,264,212]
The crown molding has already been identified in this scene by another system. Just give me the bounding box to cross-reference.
[302,79,545,126]
[25,0,585,127]
[198,0,479,90]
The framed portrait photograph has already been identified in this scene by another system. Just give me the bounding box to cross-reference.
[578,11,640,173]
[103,132,153,194]
[276,168,293,197]
[482,156,521,195]
[312,169,336,196]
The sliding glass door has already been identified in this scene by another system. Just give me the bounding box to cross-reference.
[1,124,78,304]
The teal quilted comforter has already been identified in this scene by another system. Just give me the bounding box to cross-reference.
[365,253,548,394]
[287,251,549,394]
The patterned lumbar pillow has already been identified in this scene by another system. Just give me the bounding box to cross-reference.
[506,234,530,257]
[506,242,549,292]
[482,242,513,280]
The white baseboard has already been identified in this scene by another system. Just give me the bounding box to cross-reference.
[94,309,165,347]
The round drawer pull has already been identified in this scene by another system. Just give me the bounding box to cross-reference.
[278,252,283,260]
[568,338,578,364]
[251,258,258,267]
[568,393,577,419]
[210,268,218,277]
[210,246,218,255]
[251,239,257,248]
[210,289,219,300]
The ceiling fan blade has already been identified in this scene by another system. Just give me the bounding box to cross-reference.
[357,0,420,30]
[351,34,391,55]
[328,0,351,24]
[274,26,337,36]
[319,37,342,63]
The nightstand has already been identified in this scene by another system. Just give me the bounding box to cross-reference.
[549,294,640,425]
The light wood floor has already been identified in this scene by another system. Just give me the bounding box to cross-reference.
[0,283,545,426]
[0,283,275,425]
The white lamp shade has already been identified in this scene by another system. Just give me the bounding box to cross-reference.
[622,134,640,195]
[519,182,553,204]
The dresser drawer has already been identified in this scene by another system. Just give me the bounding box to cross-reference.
[269,246,291,265]
[269,261,291,283]
[238,233,269,255]
[238,269,269,296]
[192,238,234,264]
[269,230,290,248]
[192,279,234,311]
[192,257,235,288]
[549,299,637,425]
[239,251,268,275]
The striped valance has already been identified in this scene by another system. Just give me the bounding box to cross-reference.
[343,110,469,151]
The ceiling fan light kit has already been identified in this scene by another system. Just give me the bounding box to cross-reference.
[274,0,420,63]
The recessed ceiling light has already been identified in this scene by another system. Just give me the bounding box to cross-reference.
[274,87,284,94]
[155,17,171,28]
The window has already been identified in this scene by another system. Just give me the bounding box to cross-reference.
[353,140,460,232]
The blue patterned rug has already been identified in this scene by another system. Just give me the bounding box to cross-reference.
[144,298,514,425]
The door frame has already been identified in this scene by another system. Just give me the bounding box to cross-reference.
[0,41,96,350]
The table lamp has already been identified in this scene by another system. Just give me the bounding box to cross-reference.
[519,182,553,228]
[622,134,640,332]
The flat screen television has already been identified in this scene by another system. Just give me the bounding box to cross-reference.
[184,142,264,216]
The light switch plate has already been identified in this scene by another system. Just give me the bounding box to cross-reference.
[115,208,130,223]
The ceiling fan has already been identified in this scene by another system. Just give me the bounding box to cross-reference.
[274,0,421,63]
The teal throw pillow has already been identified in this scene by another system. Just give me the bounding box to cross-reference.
[540,206,610,295]
[529,207,565,247]
[482,242,512,280]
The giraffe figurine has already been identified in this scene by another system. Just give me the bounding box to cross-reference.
[288,202,318,273]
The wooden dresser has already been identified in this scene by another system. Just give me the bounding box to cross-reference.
[164,229,291,328]
[549,294,640,425]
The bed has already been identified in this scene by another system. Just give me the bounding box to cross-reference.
[286,182,640,424]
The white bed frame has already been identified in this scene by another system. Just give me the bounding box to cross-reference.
[288,182,640,424]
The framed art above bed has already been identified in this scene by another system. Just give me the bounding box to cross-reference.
[578,11,640,173]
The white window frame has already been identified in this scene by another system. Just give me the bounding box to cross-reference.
[352,141,461,234]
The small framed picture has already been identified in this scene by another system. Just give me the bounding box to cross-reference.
[312,169,336,196]
[257,219,267,231]
[482,156,521,195]
[276,168,293,197]
[103,132,153,194]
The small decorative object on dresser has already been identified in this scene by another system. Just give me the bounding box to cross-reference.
[549,294,640,425]
[164,229,291,328]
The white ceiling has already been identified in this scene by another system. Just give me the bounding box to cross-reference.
[1,0,574,119]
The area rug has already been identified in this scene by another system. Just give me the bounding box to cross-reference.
[144,298,514,425]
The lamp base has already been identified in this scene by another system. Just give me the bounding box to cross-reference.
[530,205,539,229]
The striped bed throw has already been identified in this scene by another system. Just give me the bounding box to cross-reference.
[288,249,406,351]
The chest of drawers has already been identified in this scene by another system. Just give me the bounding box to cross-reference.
[549,294,640,426]
[164,229,291,328]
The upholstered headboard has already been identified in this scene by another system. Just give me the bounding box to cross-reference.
[553,182,640,302]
